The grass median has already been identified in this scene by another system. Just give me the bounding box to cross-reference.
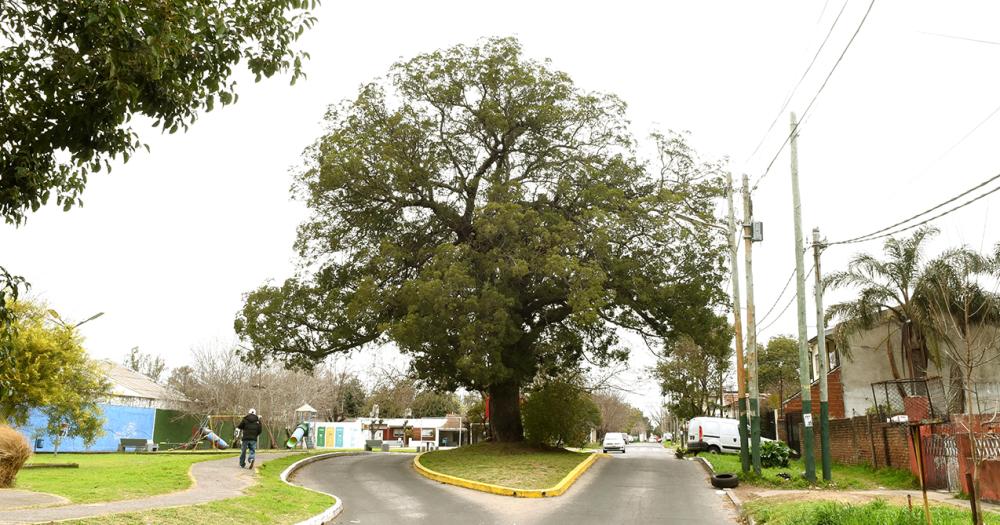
[17,452,237,503]
[418,442,592,489]
[701,453,917,490]
[744,498,1000,525]
[67,452,333,525]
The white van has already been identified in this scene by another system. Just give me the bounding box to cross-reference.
[686,417,742,454]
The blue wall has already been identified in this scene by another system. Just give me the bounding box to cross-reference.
[21,404,156,452]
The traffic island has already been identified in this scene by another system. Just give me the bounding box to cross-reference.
[413,442,600,497]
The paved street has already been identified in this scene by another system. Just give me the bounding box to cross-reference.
[291,443,737,525]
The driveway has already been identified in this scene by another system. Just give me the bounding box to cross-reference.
[290,443,737,524]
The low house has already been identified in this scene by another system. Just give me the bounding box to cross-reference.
[20,361,192,452]
[351,414,467,449]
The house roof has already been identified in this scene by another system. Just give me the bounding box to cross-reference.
[295,403,318,413]
[98,361,189,402]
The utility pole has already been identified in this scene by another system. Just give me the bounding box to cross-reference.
[727,174,750,473]
[813,228,832,481]
[790,112,816,482]
[741,174,762,475]
[813,228,830,481]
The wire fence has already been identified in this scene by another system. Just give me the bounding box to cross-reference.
[870,376,949,424]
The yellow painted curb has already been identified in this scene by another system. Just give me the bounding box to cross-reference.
[412,450,601,498]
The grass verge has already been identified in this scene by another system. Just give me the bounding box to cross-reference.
[17,452,237,503]
[702,453,917,490]
[67,452,333,525]
[744,498,1000,525]
[418,442,591,489]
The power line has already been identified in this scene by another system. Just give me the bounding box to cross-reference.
[756,265,815,335]
[745,0,850,165]
[910,102,1000,183]
[918,31,1000,47]
[756,267,797,324]
[828,171,1000,245]
[750,0,877,193]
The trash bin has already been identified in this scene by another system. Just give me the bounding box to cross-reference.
[381,443,390,452]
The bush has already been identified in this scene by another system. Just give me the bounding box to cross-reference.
[522,381,600,447]
[760,440,791,468]
[0,425,31,487]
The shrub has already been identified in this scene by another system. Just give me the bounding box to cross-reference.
[522,381,601,447]
[0,425,31,487]
[760,440,791,468]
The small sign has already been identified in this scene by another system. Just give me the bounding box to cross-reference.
[803,414,813,427]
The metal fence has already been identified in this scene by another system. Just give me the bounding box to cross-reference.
[870,376,948,424]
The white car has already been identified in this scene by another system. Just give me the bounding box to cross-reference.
[602,432,626,454]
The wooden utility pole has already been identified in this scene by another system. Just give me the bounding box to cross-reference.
[790,112,816,482]
[727,174,750,473]
[741,175,762,474]
[812,228,832,481]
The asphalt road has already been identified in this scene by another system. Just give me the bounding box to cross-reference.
[291,443,737,525]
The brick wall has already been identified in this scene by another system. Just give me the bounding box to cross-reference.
[779,414,912,469]
[782,368,846,419]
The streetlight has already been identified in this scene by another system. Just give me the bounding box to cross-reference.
[48,310,104,328]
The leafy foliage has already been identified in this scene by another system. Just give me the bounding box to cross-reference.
[759,336,798,411]
[123,347,166,382]
[0,0,318,225]
[825,227,940,380]
[235,37,729,440]
[521,380,600,447]
[411,390,461,418]
[0,301,111,431]
[654,316,733,422]
[760,439,790,468]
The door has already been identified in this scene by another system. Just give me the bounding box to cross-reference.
[785,413,802,455]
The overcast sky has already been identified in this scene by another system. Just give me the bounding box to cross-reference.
[4,1,1000,418]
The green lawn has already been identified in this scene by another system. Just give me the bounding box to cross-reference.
[68,453,333,524]
[702,453,917,490]
[744,498,1000,525]
[17,452,237,503]
[418,442,591,489]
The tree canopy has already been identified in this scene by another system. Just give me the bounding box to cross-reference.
[235,37,729,441]
[0,0,318,225]
[758,335,798,413]
[653,316,733,422]
[0,300,111,427]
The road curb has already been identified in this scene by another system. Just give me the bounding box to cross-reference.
[689,456,754,525]
[412,451,601,498]
[280,452,366,525]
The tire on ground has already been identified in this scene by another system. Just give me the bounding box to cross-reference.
[710,473,739,489]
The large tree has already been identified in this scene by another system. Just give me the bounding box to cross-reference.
[825,227,941,388]
[654,316,733,422]
[235,38,728,441]
[758,335,798,417]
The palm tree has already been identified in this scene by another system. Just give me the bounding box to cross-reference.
[825,227,941,390]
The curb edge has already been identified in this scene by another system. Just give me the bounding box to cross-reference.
[280,452,366,525]
[412,451,600,498]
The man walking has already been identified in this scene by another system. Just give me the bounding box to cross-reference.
[237,409,262,469]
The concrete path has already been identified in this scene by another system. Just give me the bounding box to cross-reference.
[0,489,68,510]
[0,452,292,524]
[292,442,738,525]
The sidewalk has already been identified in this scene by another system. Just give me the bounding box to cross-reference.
[0,452,293,524]
[744,487,1000,514]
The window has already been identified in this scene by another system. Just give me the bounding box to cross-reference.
[393,428,404,438]
[421,428,434,438]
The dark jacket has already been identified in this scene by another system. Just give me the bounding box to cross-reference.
[237,413,262,440]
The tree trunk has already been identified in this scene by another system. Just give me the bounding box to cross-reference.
[885,328,908,399]
[489,380,523,442]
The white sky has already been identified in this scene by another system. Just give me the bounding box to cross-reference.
[4,1,1000,418]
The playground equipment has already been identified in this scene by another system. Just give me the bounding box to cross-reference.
[285,403,318,449]
[201,427,229,449]
[285,422,309,448]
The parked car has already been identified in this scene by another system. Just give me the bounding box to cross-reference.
[686,417,773,454]
[602,432,626,454]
